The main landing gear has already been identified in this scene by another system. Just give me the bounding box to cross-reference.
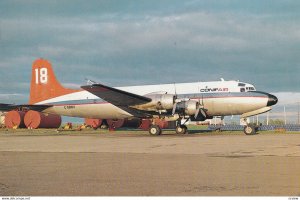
[175,125,187,134]
[149,125,162,136]
[148,118,189,136]
[175,118,189,134]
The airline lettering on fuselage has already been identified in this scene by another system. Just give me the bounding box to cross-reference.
[64,105,75,109]
[200,88,229,92]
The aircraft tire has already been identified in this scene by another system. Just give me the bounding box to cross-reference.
[149,125,162,136]
[244,125,256,135]
[176,125,187,134]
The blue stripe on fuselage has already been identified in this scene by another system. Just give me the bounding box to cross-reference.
[176,91,267,99]
[43,91,267,106]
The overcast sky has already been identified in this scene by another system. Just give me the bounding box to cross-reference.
[1,0,300,112]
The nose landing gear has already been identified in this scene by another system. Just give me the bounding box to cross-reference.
[241,118,259,135]
[243,125,256,135]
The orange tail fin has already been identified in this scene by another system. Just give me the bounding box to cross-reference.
[29,59,80,104]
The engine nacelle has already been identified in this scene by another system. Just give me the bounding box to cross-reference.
[175,100,199,116]
[141,94,175,110]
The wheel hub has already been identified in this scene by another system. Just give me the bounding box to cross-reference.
[245,126,252,133]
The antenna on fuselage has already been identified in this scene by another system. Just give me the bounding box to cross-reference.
[173,83,177,99]
[85,78,97,85]
[173,83,177,97]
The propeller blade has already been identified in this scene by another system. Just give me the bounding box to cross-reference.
[194,107,200,118]
[172,102,177,115]
[201,108,207,118]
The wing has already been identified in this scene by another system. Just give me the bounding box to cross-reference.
[0,103,52,112]
[81,84,153,118]
[81,84,152,106]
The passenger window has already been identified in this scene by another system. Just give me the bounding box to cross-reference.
[240,88,245,92]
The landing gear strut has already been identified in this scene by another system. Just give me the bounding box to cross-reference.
[147,117,189,136]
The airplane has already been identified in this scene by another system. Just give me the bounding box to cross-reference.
[0,58,278,135]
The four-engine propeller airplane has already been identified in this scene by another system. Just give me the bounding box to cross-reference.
[0,59,278,135]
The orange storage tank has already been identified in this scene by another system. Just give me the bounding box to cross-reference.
[139,119,152,130]
[106,118,142,129]
[139,119,169,130]
[24,111,62,129]
[154,118,169,129]
[84,118,103,129]
[123,118,142,128]
[5,111,26,128]
[106,119,125,129]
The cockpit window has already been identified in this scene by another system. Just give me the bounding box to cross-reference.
[246,87,255,91]
[240,88,245,92]
[238,83,246,87]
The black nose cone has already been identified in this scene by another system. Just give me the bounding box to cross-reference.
[267,94,278,106]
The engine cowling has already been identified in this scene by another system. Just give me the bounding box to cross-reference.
[143,94,176,110]
[175,100,199,116]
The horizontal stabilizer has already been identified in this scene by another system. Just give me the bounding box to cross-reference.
[0,103,14,111]
[0,103,52,112]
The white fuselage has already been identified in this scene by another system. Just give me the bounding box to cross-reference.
[39,80,269,119]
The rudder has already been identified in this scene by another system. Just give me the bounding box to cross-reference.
[29,58,79,104]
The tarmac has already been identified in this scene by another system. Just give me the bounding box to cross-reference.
[0,130,299,196]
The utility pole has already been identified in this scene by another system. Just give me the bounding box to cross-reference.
[297,101,300,124]
[284,106,286,125]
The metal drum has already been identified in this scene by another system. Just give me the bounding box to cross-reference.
[5,111,26,128]
[24,110,62,129]
[84,118,103,129]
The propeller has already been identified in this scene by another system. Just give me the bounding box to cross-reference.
[172,102,178,116]
[85,78,97,85]
[193,101,200,118]
[171,99,188,116]
[194,98,207,119]
[172,83,178,116]
[173,83,177,98]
